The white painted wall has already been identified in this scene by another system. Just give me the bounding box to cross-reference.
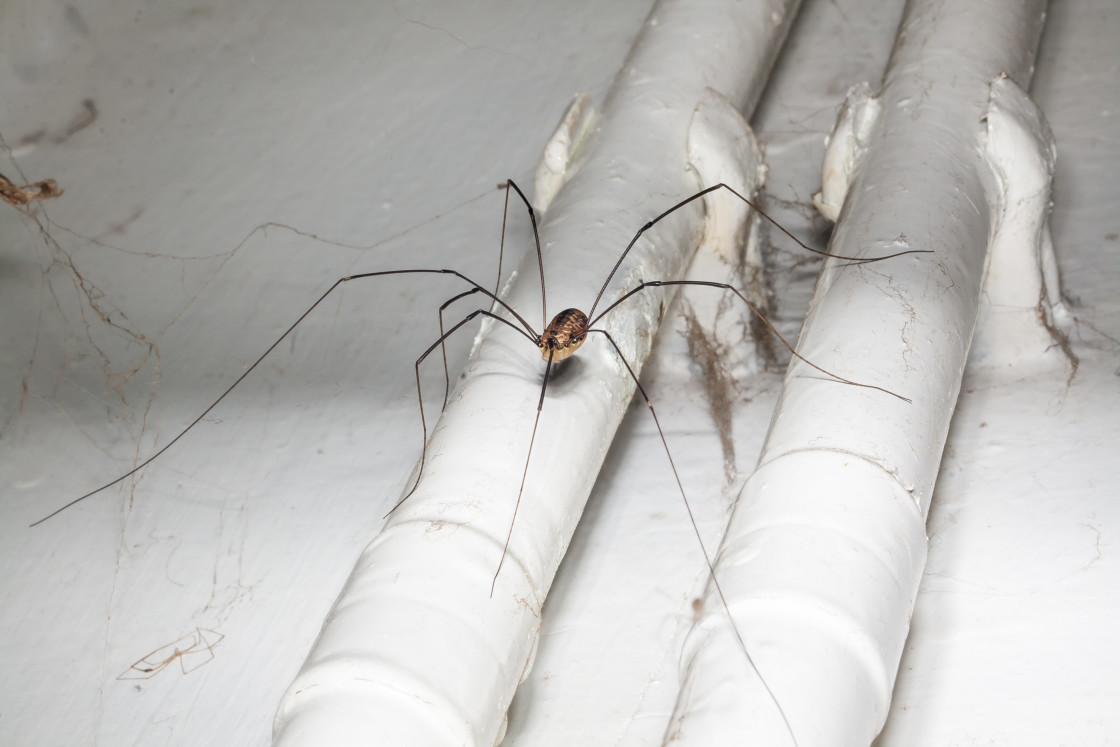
[1,1,1116,745]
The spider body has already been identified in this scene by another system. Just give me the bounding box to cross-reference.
[539,308,589,361]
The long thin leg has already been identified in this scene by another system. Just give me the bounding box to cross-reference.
[383,308,536,518]
[490,347,555,596]
[589,328,799,747]
[32,269,538,527]
[436,179,541,411]
[587,182,932,320]
[495,181,513,302]
[503,179,549,332]
[591,279,911,403]
[437,287,485,409]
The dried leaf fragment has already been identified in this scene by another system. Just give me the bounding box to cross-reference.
[0,172,63,206]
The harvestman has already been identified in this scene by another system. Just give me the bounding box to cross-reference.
[32,179,926,743]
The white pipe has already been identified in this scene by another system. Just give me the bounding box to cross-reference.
[665,1,1050,745]
[272,1,803,745]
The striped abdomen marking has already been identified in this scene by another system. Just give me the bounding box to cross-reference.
[539,308,588,361]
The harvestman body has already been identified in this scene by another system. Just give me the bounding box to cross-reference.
[33,178,926,745]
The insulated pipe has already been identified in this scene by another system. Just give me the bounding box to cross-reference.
[272,1,803,745]
[665,1,1050,745]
